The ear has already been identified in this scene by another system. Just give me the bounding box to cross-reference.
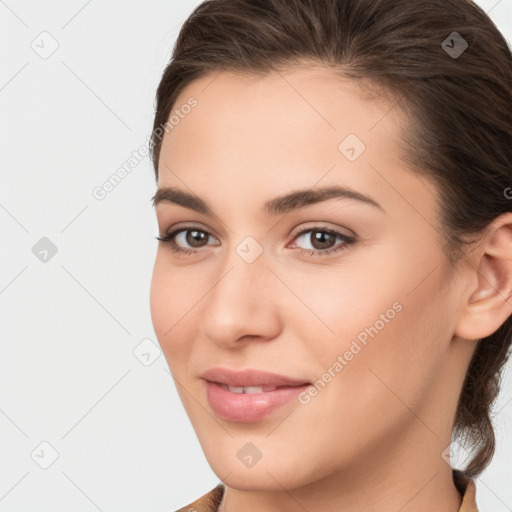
[454,213,512,340]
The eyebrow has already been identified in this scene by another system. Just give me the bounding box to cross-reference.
[151,185,384,216]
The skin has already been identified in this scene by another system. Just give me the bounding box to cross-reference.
[150,64,512,512]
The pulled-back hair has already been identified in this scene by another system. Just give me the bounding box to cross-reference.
[150,0,512,477]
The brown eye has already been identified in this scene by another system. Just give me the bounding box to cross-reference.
[290,227,356,257]
[156,227,219,254]
[308,231,337,250]
[183,229,209,248]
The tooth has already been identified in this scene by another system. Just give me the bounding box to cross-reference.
[243,386,263,394]
[221,384,281,393]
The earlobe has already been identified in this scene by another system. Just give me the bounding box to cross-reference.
[454,214,512,341]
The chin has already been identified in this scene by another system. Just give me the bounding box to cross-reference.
[215,465,307,492]
[201,444,314,491]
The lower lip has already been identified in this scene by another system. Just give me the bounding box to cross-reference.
[204,380,311,423]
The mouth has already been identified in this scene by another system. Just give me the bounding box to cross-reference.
[207,381,310,394]
[203,380,312,423]
[200,366,311,389]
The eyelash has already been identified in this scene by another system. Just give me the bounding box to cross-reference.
[156,226,356,258]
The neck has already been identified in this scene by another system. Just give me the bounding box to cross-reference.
[217,425,463,512]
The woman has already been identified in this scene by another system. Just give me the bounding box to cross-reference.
[149,0,512,510]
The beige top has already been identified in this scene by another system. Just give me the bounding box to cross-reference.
[175,469,478,512]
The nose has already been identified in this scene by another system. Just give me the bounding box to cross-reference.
[199,243,282,348]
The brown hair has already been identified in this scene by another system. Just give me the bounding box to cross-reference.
[150,0,512,477]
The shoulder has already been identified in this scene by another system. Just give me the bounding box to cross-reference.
[174,474,477,512]
[174,483,225,512]
[453,469,479,512]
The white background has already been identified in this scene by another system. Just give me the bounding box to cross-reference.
[1,1,511,510]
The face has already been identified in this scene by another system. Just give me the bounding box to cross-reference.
[150,65,469,491]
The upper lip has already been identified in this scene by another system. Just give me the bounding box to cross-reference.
[201,367,310,388]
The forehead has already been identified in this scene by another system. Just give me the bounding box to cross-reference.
[156,65,437,226]
[167,65,402,140]
[160,66,404,171]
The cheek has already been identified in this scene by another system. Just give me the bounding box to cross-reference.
[149,258,168,342]
[276,258,452,470]
[149,256,193,364]
[288,239,452,403]
[279,251,407,362]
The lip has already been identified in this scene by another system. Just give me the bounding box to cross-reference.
[201,367,310,388]
[201,367,312,423]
